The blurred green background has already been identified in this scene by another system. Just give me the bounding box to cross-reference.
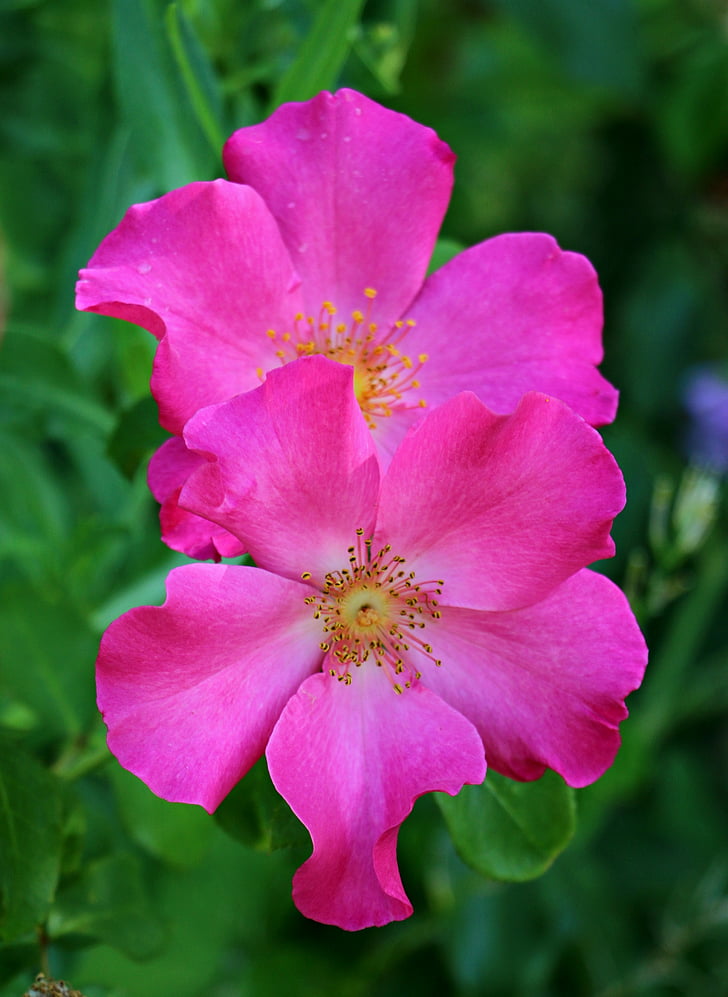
[1,0,727,994]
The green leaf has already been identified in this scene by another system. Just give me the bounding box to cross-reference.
[111,766,213,869]
[428,237,465,275]
[271,0,366,108]
[0,585,98,738]
[0,735,64,941]
[107,396,169,479]
[437,770,576,881]
[49,853,165,960]
[215,757,308,856]
[491,0,644,97]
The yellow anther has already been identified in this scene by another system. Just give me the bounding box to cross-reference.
[323,301,336,314]
[406,319,416,327]
[266,329,276,339]
[418,399,427,408]
[301,571,312,580]
[275,349,285,358]
[393,684,403,694]
[352,310,364,323]
[402,356,413,369]
[418,353,428,363]
[282,332,291,341]
[295,312,304,321]
[336,323,347,333]
[364,287,377,299]
[368,323,377,333]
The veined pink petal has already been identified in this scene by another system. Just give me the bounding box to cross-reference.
[76,180,303,433]
[406,233,618,427]
[376,391,625,612]
[420,570,647,787]
[148,438,244,561]
[182,357,380,584]
[97,564,322,812]
[223,89,455,325]
[266,668,485,930]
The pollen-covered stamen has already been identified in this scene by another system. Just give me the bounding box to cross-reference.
[261,289,429,429]
[301,529,443,691]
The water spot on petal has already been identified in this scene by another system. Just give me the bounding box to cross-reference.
[343,135,351,142]
[320,132,328,139]
[296,128,310,141]
[354,107,362,116]
[137,262,152,274]
[287,201,296,209]
[298,243,308,254]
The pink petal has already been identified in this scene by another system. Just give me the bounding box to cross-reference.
[223,89,455,325]
[266,668,485,929]
[76,180,303,433]
[420,570,647,787]
[148,438,245,561]
[376,391,625,612]
[182,356,380,585]
[97,564,322,812]
[406,233,618,427]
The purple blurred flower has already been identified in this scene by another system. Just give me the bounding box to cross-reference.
[683,366,728,473]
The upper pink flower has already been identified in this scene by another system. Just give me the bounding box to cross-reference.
[76,89,618,560]
[97,356,646,931]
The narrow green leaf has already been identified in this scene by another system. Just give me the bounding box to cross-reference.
[0,432,69,557]
[272,0,366,108]
[437,770,576,881]
[112,0,215,188]
[0,329,113,434]
[0,736,64,941]
[165,3,226,155]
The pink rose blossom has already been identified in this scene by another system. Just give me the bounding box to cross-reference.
[76,89,618,561]
[97,357,646,930]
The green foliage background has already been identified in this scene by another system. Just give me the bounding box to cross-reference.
[1,0,727,993]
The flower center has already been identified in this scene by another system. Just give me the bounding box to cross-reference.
[301,529,443,693]
[258,288,428,429]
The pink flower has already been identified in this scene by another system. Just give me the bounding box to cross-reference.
[97,357,646,930]
[76,89,618,561]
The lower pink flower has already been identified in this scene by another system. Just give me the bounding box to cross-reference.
[97,357,647,930]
